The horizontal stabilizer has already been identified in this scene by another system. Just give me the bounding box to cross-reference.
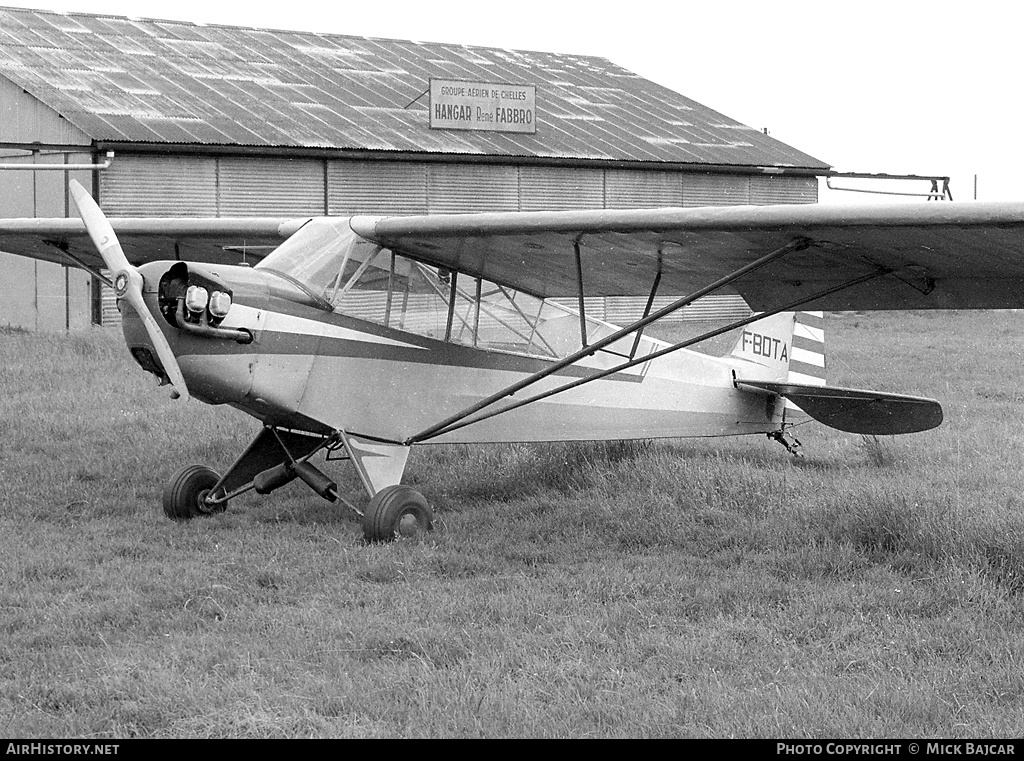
[736,380,943,435]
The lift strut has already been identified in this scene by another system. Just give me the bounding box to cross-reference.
[406,237,813,444]
[410,263,892,443]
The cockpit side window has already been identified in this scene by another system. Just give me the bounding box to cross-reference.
[259,223,651,362]
[330,248,451,340]
[327,246,561,356]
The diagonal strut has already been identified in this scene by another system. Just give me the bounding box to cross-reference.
[405,237,813,445]
[407,265,892,443]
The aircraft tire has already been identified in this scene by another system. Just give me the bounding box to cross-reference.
[362,485,433,543]
[163,465,224,521]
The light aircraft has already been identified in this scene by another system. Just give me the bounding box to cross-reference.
[2,181,1024,541]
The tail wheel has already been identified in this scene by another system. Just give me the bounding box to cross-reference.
[163,465,225,521]
[362,485,433,543]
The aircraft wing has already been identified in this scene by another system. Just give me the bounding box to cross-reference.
[350,201,1024,311]
[0,217,306,270]
[5,202,1024,312]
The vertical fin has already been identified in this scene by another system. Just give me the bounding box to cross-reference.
[728,311,798,382]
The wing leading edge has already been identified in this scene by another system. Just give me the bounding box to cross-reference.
[350,201,1024,311]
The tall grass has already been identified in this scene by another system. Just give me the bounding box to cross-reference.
[2,313,1024,737]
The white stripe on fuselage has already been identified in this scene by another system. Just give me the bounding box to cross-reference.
[228,304,428,349]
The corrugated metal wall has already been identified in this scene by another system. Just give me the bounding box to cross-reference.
[94,154,817,327]
[606,169,683,209]
[683,174,750,207]
[327,161,427,215]
[426,164,519,213]
[751,174,816,205]
[0,151,97,331]
[101,155,218,216]
[218,157,325,216]
[0,81,97,332]
[520,166,605,211]
[100,155,817,217]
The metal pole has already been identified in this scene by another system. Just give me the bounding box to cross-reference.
[405,237,811,445]
[413,266,891,443]
[0,151,115,171]
[574,236,588,348]
[630,267,662,360]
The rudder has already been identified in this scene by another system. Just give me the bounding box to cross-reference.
[785,311,826,420]
[788,311,826,386]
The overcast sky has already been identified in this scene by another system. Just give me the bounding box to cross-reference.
[9,0,1023,203]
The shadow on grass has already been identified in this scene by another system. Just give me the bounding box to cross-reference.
[416,438,810,506]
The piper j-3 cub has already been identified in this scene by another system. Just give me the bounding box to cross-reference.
[3,180,1024,541]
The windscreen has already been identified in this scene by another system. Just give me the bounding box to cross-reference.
[255,218,358,298]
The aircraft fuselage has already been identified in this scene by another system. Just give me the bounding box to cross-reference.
[123,260,784,445]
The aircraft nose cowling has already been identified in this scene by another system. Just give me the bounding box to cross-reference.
[119,299,167,380]
[121,261,270,405]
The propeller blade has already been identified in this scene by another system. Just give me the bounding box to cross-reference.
[69,180,190,401]
[69,180,131,274]
[122,283,191,401]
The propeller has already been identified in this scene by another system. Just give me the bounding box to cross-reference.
[69,180,190,401]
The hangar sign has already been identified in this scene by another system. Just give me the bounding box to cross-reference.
[429,78,536,134]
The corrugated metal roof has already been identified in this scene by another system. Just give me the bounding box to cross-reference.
[0,6,829,170]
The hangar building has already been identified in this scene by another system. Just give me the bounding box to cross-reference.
[0,6,830,331]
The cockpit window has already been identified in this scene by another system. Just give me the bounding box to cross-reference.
[256,218,650,361]
[255,218,356,296]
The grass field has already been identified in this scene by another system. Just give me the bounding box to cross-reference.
[2,311,1024,738]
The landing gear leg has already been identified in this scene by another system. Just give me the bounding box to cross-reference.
[333,433,432,542]
[768,427,803,457]
[162,427,347,522]
[162,426,434,542]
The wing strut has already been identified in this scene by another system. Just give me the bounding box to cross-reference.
[574,235,589,347]
[407,262,892,444]
[628,244,666,360]
[405,237,813,445]
[45,240,113,286]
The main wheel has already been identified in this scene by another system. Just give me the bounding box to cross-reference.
[163,465,225,521]
[362,485,433,542]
